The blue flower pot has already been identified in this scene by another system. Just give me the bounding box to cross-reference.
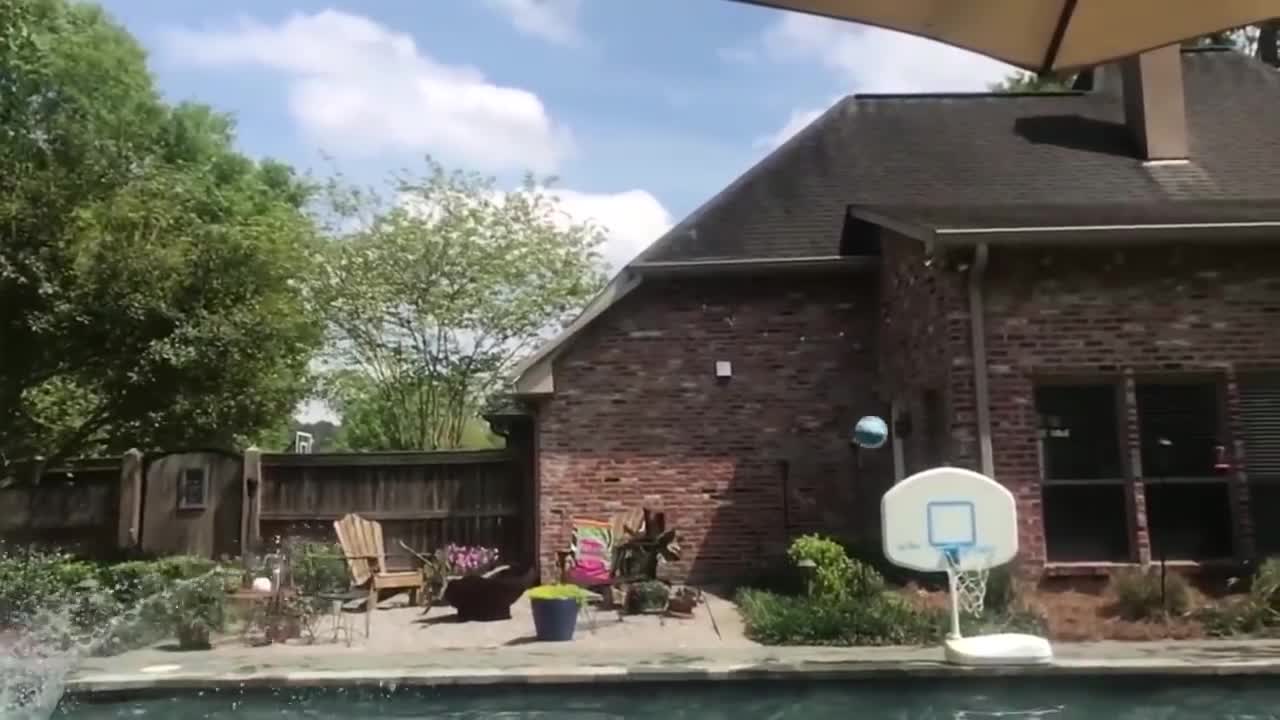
[530,597,579,641]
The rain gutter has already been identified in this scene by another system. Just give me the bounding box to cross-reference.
[846,208,1280,250]
[630,256,876,276]
[969,243,994,477]
[931,221,1280,249]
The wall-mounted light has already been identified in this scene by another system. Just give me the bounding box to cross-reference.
[715,361,732,379]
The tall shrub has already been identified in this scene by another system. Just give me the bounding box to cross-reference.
[787,534,884,600]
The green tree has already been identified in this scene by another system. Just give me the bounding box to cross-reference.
[1,0,322,478]
[989,71,1075,93]
[317,160,606,450]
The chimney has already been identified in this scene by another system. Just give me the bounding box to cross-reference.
[1118,45,1189,161]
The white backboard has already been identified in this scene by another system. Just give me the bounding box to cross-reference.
[882,467,1017,573]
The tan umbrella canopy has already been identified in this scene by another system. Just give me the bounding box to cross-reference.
[732,0,1280,73]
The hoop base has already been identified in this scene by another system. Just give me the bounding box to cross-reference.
[945,634,1053,666]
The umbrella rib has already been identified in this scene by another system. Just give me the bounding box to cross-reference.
[1039,0,1079,75]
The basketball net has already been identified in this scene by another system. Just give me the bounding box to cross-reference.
[942,547,989,616]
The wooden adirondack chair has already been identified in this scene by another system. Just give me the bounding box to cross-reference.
[333,513,425,635]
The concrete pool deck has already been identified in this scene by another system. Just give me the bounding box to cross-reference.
[65,639,1280,696]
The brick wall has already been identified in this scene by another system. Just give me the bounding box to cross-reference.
[879,235,977,474]
[535,274,887,582]
[983,244,1280,566]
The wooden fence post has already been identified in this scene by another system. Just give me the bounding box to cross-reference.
[118,449,144,550]
[241,446,262,565]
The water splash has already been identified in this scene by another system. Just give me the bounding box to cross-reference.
[0,570,221,720]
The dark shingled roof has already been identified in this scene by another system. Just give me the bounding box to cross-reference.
[637,47,1280,264]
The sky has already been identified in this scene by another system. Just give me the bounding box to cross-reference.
[95,0,1021,425]
[99,0,1020,274]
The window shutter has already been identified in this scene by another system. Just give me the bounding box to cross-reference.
[1241,376,1280,482]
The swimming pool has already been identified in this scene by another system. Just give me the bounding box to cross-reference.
[54,676,1280,718]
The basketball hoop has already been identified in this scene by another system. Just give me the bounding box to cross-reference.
[882,467,1052,665]
[941,546,991,617]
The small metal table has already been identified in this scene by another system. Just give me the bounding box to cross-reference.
[315,590,367,646]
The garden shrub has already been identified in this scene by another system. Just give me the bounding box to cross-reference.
[1112,567,1190,620]
[0,549,230,655]
[736,588,941,646]
[1252,557,1280,610]
[787,534,885,600]
[1201,557,1280,637]
[0,550,96,627]
[288,541,349,595]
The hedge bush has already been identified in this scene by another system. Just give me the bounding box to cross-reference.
[0,550,227,655]
[736,535,1050,646]
[737,588,942,646]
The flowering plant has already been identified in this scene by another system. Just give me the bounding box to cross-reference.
[438,544,500,577]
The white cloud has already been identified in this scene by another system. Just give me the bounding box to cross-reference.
[162,11,570,173]
[396,185,672,273]
[764,13,1016,94]
[548,189,673,271]
[483,0,583,47]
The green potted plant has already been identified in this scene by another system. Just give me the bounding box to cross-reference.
[526,584,591,641]
[667,586,701,616]
[624,580,670,614]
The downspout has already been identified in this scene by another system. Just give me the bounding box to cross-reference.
[968,243,995,477]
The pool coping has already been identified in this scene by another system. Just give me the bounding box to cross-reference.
[63,651,1280,698]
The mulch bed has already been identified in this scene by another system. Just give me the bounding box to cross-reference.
[896,573,1248,642]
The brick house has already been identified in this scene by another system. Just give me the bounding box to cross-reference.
[511,45,1280,582]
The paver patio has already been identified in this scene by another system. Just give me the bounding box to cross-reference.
[277,590,754,653]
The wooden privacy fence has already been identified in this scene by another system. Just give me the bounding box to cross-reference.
[253,450,528,570]
[0,457,127,558]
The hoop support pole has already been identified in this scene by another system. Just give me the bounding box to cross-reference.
[947,568,962,640]
[943,546,963,640]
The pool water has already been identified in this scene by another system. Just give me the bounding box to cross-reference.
[55,677,1280,719]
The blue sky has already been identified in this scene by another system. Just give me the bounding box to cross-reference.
[98,0,1018,271]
